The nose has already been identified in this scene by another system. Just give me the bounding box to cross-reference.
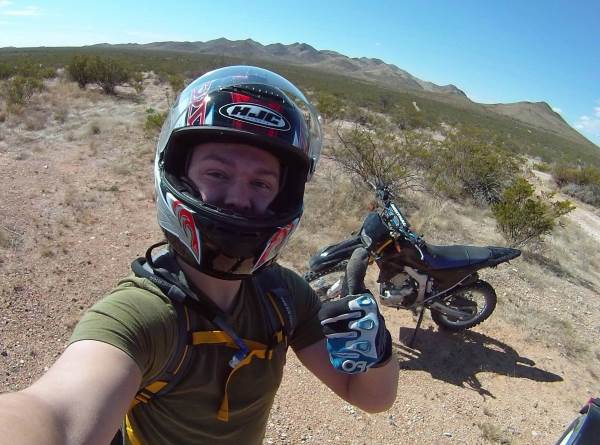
[223,180,253,215]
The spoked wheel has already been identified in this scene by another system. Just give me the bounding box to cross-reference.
[303,261,348,302]
[431,280,497,332]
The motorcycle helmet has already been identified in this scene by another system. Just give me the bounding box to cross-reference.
[155,66,322,280]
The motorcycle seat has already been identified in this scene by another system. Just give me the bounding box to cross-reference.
[423,244,520,270]
[423,244,492,270]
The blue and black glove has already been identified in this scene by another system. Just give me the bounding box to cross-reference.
[319,248,393,374]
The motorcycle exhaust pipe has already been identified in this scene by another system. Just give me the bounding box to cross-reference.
[429,302,472,320]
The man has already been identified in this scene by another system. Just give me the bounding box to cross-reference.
[0,66,398,444]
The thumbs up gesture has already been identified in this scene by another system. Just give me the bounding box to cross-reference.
[318,248,392,374]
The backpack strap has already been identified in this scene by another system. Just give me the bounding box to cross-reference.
[253,266,297,339]
[128,245,297,424]
[129,256,197,408]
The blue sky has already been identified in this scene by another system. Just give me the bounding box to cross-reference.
[1,0,599,146]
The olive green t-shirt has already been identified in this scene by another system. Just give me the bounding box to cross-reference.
[69,264,324,445]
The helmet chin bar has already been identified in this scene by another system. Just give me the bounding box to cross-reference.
[164,230,268,281]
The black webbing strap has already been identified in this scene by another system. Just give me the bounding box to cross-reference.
[254,267,296,338]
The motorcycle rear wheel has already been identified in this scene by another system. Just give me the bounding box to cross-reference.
[430,280,497,332]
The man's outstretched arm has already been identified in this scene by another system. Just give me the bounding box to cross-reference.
[295,338,399,413]
[0,340,141,445]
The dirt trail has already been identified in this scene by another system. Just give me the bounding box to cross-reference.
[1,78,599,445]
[532,169,600,243]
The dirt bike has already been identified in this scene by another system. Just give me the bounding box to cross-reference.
[555,397,600,444]
[304,182,521,346]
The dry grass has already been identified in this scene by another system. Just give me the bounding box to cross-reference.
[23,109,49,131]
[89,122,101,135]
[280,159,369,271]
[54,109,68,124]
[397,189,506,247]
[544,223,600,288]
[0,225,14,248]
[478,422,512,444]
[502,305,590,360]
[111,162,133,176]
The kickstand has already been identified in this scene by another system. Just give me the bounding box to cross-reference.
[409,306,425,348]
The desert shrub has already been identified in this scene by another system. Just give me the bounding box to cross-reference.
[553,164,600,187]
[1,76,44,106]
[561,183,600,206]
[424,128,520,205]
[390,104,428,130]
[0,62,16,80]
[167,73,185,93]
[315,92,344,120]
[67,55,93,88]
[144,108,167,134]
[332,121,423,194]
[66,55,141,94]
[492,177,575,247]
[532,161,551,172]
[89,56,134,95]
[0,60,55,80]
[552,164,600,207]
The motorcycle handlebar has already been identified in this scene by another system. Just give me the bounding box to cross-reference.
[366,179,424,250]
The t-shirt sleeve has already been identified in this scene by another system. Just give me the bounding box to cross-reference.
[277,266,325,351]
[68,279,178,387]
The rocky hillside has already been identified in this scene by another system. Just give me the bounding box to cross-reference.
[98,38,467,96]
[482,101,592,146]
[92,38,595,149]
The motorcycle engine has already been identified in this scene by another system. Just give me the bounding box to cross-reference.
[380,272,418,308]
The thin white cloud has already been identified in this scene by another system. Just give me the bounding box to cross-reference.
[574,100,600,138]
[552,107,562,114]
[2,5,41,16]
[0,1,12,7]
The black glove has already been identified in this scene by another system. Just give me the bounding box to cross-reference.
[319,248,392,373]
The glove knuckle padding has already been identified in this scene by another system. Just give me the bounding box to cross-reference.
[319,293,387,374]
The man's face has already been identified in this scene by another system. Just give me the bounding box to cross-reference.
[187,142,281,217]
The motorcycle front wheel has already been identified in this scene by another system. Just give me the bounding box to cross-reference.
[303,260,348,302]
[430,280,497,332]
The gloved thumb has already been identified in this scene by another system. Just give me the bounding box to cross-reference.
[343,247,369,295]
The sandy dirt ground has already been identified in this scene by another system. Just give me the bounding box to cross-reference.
[1,77,599,444]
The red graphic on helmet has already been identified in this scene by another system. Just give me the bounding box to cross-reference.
[253,219,299,271]
[172,200,200,258]
[187,81,212,126]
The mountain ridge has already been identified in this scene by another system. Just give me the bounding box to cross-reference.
[24,38,596,150]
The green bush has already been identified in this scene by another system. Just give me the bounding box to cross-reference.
[492,177,575,247]
[0,60,55,81]
[0,63,16,80]
[390,104,428,130]
[332,122,422,193]
[553,164,600,187]
[552,164,600,207]
[532,161,551,172]
[167,73,185,93]
[315,92,344,120]
[66,54,141,94]
[1,76,44,106]
[425,128,520,205]
[89,56,134,95]
[67,55,93,88]
[144,108,167,134]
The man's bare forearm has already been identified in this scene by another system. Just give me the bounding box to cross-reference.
[0,391,65,445]
[347,358,399,413]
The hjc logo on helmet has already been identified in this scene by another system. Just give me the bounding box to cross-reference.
[220,103,291,130]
